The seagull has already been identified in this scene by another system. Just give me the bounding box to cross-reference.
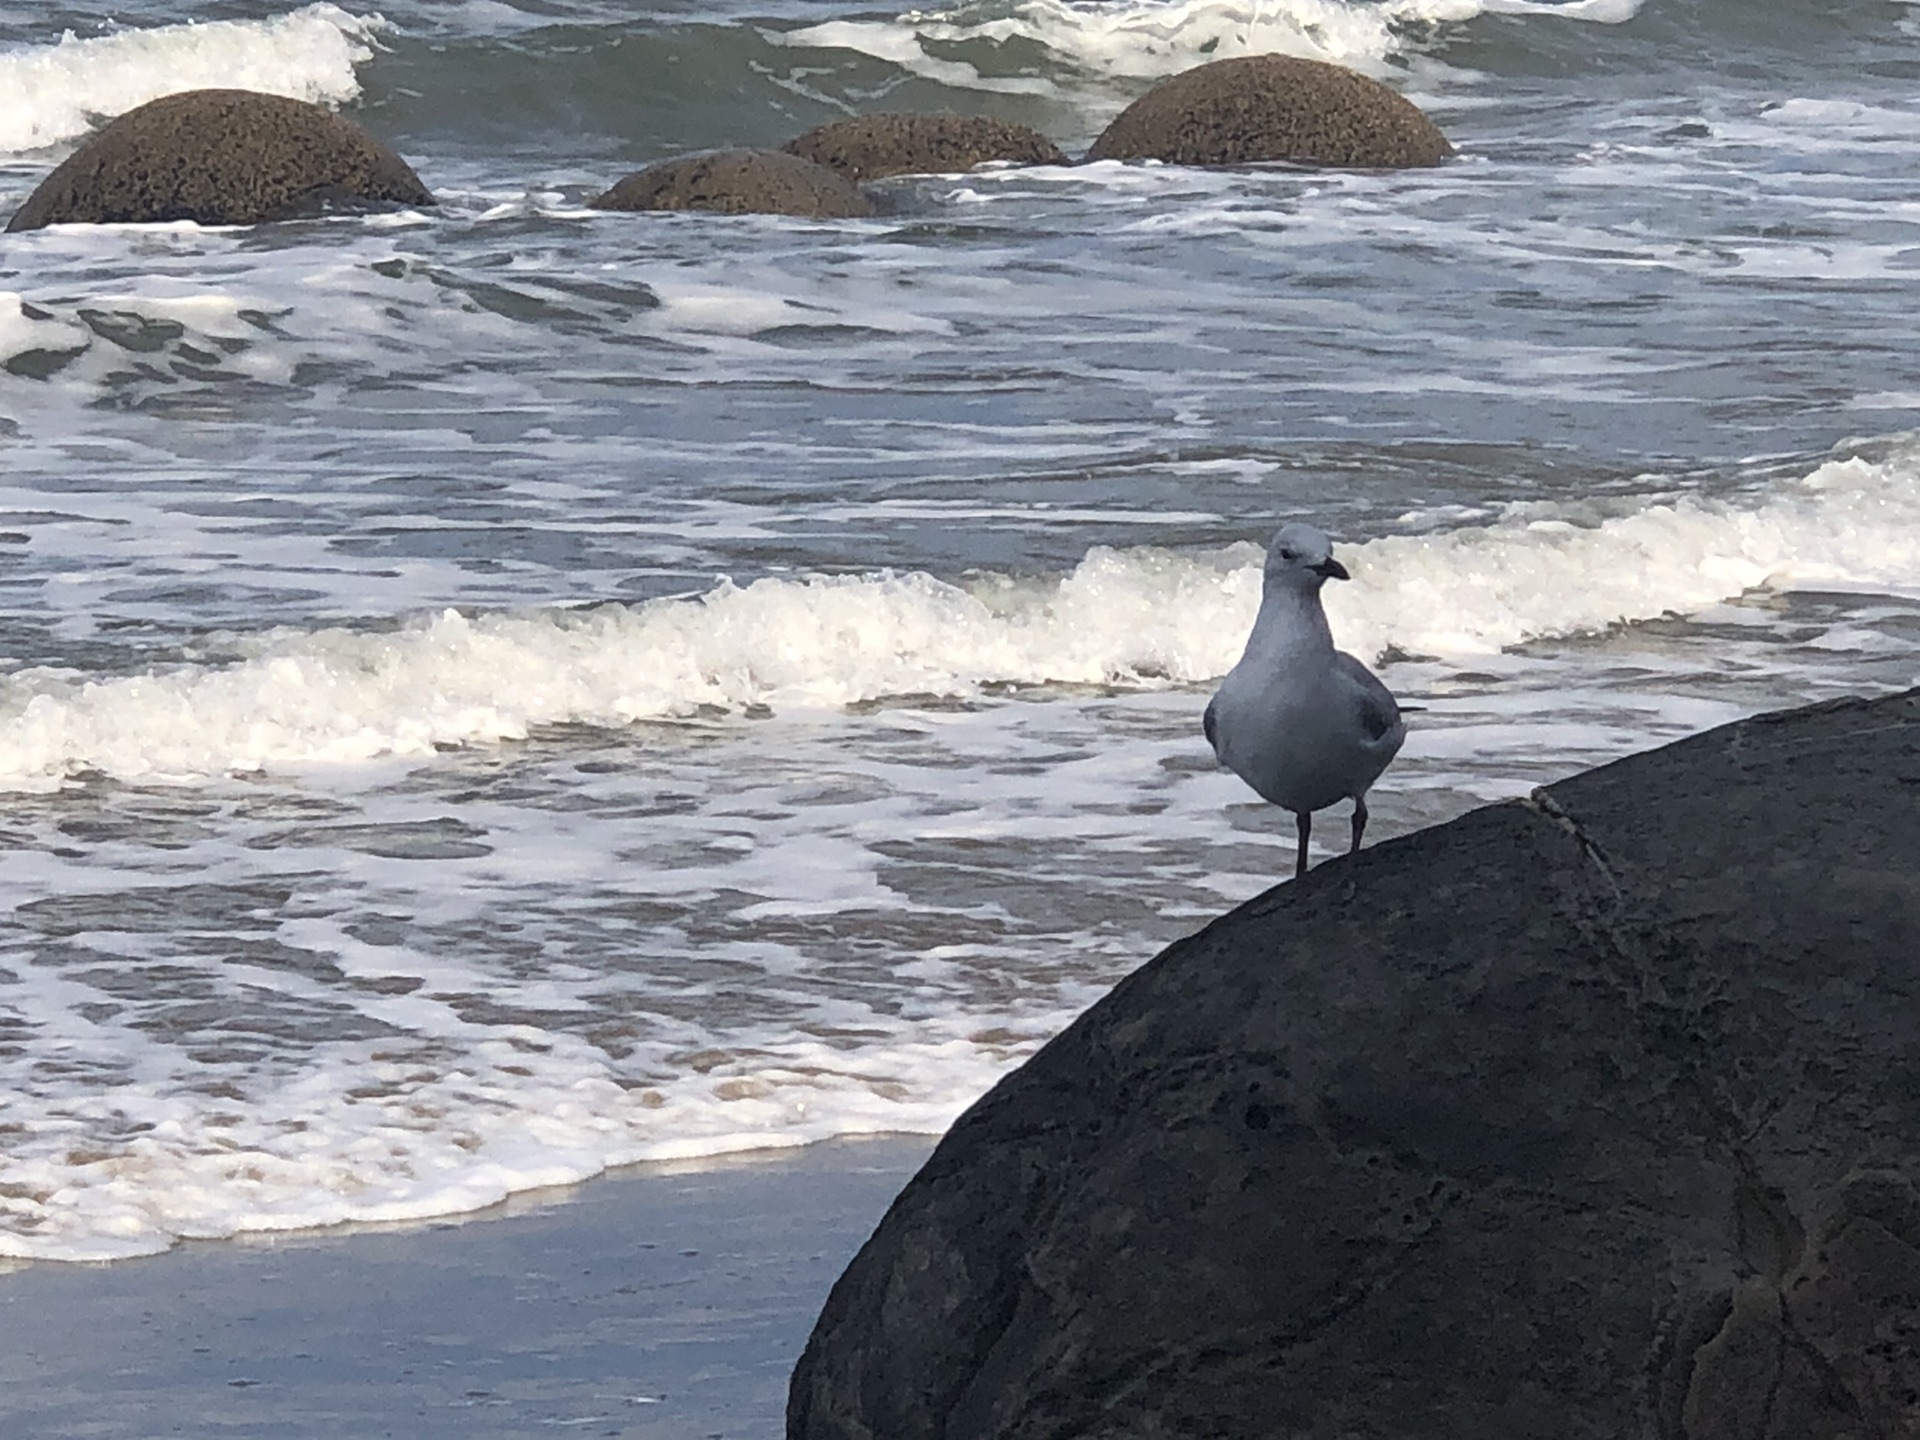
[1204,522,1405,879]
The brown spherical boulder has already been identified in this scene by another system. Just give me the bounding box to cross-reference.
[589,149,873,219]
[1087,54,1453,169]
[6,89,434,233]
[783,113,1067,183]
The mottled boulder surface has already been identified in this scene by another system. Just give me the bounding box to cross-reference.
[6,89,433,232]
[783,113,1066,182]
[789,689,1920,1440]
[1087,53,1454,168]
[1676,1168,1920,1439]
[589,149,873,219]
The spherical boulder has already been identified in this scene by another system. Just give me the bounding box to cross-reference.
[1087,54,1453,169]
[6,89,434,233]
[789,688,1920,1439]
[783,113,1066,183]
[589,149,873,219]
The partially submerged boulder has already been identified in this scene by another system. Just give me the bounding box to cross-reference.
[783,113,1066,182]
[589,149,873,219]
[6,89,433,232]
[1087,53,1454,169]
[789,689,1920,1439]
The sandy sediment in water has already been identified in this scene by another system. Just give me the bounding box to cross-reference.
[0,1135,930,1440]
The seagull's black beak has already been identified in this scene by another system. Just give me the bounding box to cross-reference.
[1314,557,1350,581]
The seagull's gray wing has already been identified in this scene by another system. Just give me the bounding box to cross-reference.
[1335,652,1402,744]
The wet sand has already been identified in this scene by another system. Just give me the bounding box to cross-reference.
[0,1135,934,1439]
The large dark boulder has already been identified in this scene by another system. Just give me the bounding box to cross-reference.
[6,89,433,232]
[589,150,873,219]
[789,689,1920,1439]
[783,114,1066,182]
[1087,54,1453,169]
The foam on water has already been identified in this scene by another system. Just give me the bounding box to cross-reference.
[0,1008,1047,1261]
[1338,448,1920,653]
[778,0,1644,95]
[3,592,1897,1261]
[0,3,385,157]
[1,444,1915,791]
[1479,0,1640,18]
[0,688,1217,1261]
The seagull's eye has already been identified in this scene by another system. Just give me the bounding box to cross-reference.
[1278,548,1296,562]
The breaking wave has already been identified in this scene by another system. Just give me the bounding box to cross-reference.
[1,442,1915,790]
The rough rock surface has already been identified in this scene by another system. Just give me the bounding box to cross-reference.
[788,689,1920,1440]
[589,149,872,219]
[1676,1168,1920,1439]
[783,113,1067,182]
[1086,53,1453,168]
[6,89,433,232]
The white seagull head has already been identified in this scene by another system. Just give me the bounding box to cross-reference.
[1263,522,1349,593]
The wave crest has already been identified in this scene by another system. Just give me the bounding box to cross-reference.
[777,0,1644,97]
[0,443,1914,790]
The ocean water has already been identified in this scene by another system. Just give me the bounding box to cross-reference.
[0,0,1917,1262]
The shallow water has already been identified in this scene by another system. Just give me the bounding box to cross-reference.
[0,0,1917,1258]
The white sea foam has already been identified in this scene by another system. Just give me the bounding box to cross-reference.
[0,684,1235,1261]
[0,3,385,157]
[0,445,1915,791]
[1333,449,1920,655]
[0,641,1813,1263]
[0,288,293,379]
[1479,0,1640,18]
[0,1009,1062,1261]
[779,0,1645,95]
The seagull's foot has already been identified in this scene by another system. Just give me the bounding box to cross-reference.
[1350,794,1369,854]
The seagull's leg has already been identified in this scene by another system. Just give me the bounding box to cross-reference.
[1294,809,1311,879]
[1350,793,1369,854]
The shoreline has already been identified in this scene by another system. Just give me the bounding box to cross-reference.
[0,1133,934,1439]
